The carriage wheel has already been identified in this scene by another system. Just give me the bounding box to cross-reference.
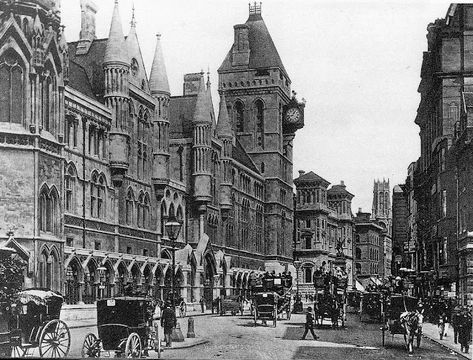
[11,345,27,358]
[38,319,71,358]
[81,333,101,358]
[124,332,141,358]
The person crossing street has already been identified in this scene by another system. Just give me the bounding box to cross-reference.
[301,306,319,340]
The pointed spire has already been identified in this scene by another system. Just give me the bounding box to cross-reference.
[206,67,211,90]
[58,25,67,52]
[104,0,128,65]
[193,74,211,124]
[149,34,170,96]
[33,7,43,36]
[216,92,232,137]
[130,3,136,28]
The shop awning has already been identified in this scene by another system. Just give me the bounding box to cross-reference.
[355,280,365,292]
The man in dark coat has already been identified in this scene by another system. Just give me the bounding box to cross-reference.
[458,307,472,354]
[161,301,177,347]
[301,306,319,340]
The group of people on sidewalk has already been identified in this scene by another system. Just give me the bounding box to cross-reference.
[438,304,472,354]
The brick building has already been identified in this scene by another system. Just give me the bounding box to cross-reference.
[354,209,383,288]
[413,3,465,301]
[293,171,355,295]
[0,1,305,307]
[391,184,408,275]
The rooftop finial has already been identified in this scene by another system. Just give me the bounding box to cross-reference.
[130,3,136,27]
[206,66,211,88]
[249,1,262,16]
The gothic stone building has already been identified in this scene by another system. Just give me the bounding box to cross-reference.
[0,0,304,307]
[293,171,355,295]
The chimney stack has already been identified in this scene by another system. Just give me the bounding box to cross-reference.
[340,180,345,187]
[232,24,250,67]
[298,170,305,176]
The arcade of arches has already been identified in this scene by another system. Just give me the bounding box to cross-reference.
[62,247,263,306]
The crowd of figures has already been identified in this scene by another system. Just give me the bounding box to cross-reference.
[347,276,472,355]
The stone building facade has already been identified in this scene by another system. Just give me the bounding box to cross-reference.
[354,209,383,288]
[0,1,304,307]
[293,171,355,295]
[413,3,467,302]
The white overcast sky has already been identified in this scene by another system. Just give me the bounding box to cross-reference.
[61,0,451,214]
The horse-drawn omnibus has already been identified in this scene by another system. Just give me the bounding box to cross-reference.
[313,272,347,328]
[252,274,292,326]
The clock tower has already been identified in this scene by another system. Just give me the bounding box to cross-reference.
[218,2,305,269]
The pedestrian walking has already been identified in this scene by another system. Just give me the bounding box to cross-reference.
[161,301,177,348]
[301,306,319,340]
[451,303,462,344]
[438,312,447,340]
[199,298,205,313]
[458,307,472,354]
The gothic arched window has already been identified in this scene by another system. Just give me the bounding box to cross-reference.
[39,186,59,236]
[235,101,244,132]
[65,165,76,213]
[91,172,105,219]
[126,188,134,225]
[0,51,24,124]
[255,100,264,147]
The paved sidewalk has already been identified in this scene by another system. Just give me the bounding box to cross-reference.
[66,307,216,329]
[422,322,471,359]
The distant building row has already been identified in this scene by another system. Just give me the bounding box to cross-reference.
[293,172,392,293]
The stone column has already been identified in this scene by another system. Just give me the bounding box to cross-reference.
[225,273,231,296]
[181,269,190,302]
[193,266,203,302]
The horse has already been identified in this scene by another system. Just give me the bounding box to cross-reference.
[399,311,423,354]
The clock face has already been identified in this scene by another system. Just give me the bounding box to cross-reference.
[286,107,301,123]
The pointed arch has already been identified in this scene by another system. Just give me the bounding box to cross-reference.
[126,187,135,225]
[0,47,26,125]
[234,100,244,132]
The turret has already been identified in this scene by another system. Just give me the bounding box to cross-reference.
[103,0,130,187]
[192,74,212,204]
[149,34,171,199]
[217,92,233,211]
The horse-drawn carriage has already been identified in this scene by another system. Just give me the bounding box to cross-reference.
[9,288,71,358]
[381,294,422,354]
[313,274,347,327]
[220,295,242,316]
[81,296,161,358]
[252,275,292,326]
[359,291,385,322]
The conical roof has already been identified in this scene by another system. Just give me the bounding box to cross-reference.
[104,1,128,65]
[126,17,150,91]
[149,34,170,95]
[192,75,211,124]
[219,11,288,78]
[216,92,232,137]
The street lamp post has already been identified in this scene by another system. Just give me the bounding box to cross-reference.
[165,215,183,342]
[165,215,182,309]
[294,260,303,313]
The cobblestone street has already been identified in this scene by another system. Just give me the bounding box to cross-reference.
[66,311,465,359]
